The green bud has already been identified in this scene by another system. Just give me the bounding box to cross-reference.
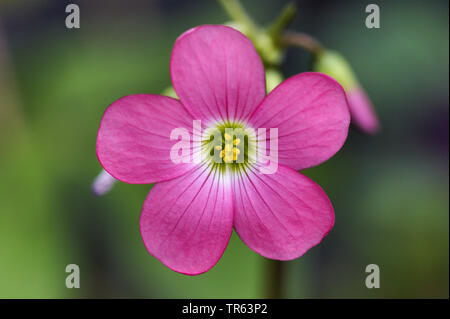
[265,68,284,93]
[313,50,358,90]
[224,21,251,37]
[224,21,283,67]
[254,31,283,66]
[161,86,178,99]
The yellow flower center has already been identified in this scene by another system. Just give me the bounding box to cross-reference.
[218,137,241,162]
[201,121,256,173]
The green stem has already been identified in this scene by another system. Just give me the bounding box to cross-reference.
[280,31,324,55]
[267,2,297,39]
[217,0,258,34]
[267,259,283,298]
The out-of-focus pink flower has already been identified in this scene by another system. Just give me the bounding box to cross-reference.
[314,50,380,135]
[92,170,117,196]
[96,25,350,275]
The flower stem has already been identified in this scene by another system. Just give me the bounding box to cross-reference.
[280,31,324,55]
[217,0,258,34]
[267,2,297,39]
[267,259,284,298]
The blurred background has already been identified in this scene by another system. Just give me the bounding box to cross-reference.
[0,0,448,298]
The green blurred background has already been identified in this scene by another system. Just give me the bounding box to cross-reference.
[0,0,448,298]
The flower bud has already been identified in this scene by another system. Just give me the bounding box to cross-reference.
[265,68,284,93]
[92,170,117,196]
[314,50,379,134]
[161,86,178,99]
[224,21,283,66]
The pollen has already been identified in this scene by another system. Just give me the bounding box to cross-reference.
[224,154,234,163]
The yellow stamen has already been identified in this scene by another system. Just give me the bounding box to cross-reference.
[224,133,232,141]
[224,144,232,152]
[233,138,241,146]
[220,150,225,158]
[233,148,240,155]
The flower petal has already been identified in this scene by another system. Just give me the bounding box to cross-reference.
[140,165,234,275]
[233,164,334,260]
[170,25,266,124]
[97,94,196,184]
[249,72,350,170]
[347,87,380,135]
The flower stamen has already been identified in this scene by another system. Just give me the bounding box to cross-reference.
[202,120,256,174]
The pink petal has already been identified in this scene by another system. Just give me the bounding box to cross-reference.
[233,165,334,260]
[170,25,266,124]
[140,165,234,275]
[97,94,196,184]
[346,87,380,135]
[249,72,350,170]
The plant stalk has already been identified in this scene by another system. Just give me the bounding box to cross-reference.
[267,2,297,39]
[267,259,284,298]
[280,31,324,55]
[217,0,258,34]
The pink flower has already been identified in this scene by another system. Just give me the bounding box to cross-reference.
[96,25,350,275]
